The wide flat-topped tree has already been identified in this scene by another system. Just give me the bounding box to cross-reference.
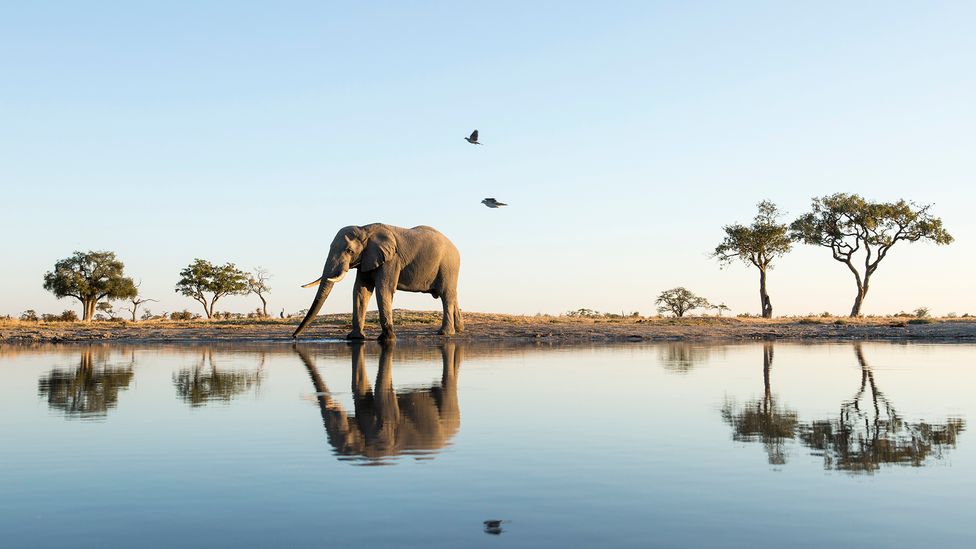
[42,251,137,321]
[790,193,952,317]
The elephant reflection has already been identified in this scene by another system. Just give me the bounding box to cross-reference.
[799,344,965,472]
[173,350,264,407]
[721,344,798,465]
[723,343,965,472]
[38,346,134,418]
[295,342,461,462]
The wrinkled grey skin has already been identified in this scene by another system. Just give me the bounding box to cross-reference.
[293,223,463,340]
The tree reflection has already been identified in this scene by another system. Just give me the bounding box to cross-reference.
[721,344,798,464]
[658,343,710,374]
[295,342,462,464]
[723,343,966,473]
[38,346,134,419]
[798,344,965,472]
[173,349,264,407]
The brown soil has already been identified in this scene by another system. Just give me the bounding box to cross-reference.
[2,311,975,345]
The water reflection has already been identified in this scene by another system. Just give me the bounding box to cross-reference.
[798,344,965,472]
[173,350,264,407]
[720,343,966,472]
[295,342,461,464]
[721,344,798,465]
[37,346,135,419]
[657,343,711,374]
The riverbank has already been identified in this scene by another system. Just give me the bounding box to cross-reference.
[2,311,975,345]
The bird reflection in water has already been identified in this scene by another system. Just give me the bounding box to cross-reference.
[723,343,965,472]
[295,342,461,464]
[37,346,135,419]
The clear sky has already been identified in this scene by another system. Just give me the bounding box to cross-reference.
[2,1,974,318]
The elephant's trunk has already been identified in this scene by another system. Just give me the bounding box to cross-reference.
[292,280,336,338]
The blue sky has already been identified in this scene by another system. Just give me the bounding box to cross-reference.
[2,1,974,317]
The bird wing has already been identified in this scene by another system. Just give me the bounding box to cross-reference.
[470,130,479,141]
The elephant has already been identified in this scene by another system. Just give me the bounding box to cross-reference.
[294,342,462,462]
[292,223,464,340]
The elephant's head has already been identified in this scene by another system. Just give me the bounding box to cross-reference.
[292,225,396,338]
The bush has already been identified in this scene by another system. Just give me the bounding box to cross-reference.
[947,312,958,318]
[908,318,934,325]
[833,319,847,325]
[798,318,823,324]
[914,307,930,318]
[20,310,39,322]
[820,311,832,318]
[40,310,79,322]
[170,310,194,321]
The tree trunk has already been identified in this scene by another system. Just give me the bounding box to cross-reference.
[758,267,773,318]
[82,299,96,321]
[849,279,870,317]
[259,295,268,317]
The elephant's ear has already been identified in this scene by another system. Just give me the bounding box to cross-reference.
[361,230,396,271]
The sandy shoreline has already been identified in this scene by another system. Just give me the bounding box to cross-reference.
[2,311,975,345]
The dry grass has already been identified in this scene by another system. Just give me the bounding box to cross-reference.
[2,310,975,344]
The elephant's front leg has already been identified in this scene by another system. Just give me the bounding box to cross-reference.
[373,268,399,341]
[348,276,373,340]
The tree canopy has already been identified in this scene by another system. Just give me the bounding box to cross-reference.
[42,251,137,321]
[655,287,711,318]
[713,200,792,317]
[790,194,952,316]
[175,259,250,319]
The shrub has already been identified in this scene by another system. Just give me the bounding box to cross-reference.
[798,318,823,324]
[947,312,958,319]
[914,307,930,318]
[20,310,39,322]
[41,310,79,322]
[820,311,832,318]
[833,319,847,325]
[908,318,934,325]
[170,310,194,321]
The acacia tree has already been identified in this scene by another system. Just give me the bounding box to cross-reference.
[790,194,952,317]
[713,200,792,318]
[175,259,249,319]
[247,267,272,317]
[43,251,137,321]
[656,287,711,318]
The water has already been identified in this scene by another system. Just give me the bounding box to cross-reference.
[1,342,974,548]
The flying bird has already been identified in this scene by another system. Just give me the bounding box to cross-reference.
[481,198,507,208]
[465,129,481,145]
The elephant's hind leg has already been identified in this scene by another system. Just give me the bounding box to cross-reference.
[438,290,459,336]
[453,302,464,333]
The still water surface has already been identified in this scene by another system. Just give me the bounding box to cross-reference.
[1,342,974,547]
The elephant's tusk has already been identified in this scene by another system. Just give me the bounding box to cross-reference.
[326,271,347,284]
[301,278,322,289]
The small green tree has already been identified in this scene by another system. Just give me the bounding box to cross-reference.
[713,200,792,318]
[790,194,953,317]
[43,251,137,321]
[175,259,249,319]
[656,287,711,318]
